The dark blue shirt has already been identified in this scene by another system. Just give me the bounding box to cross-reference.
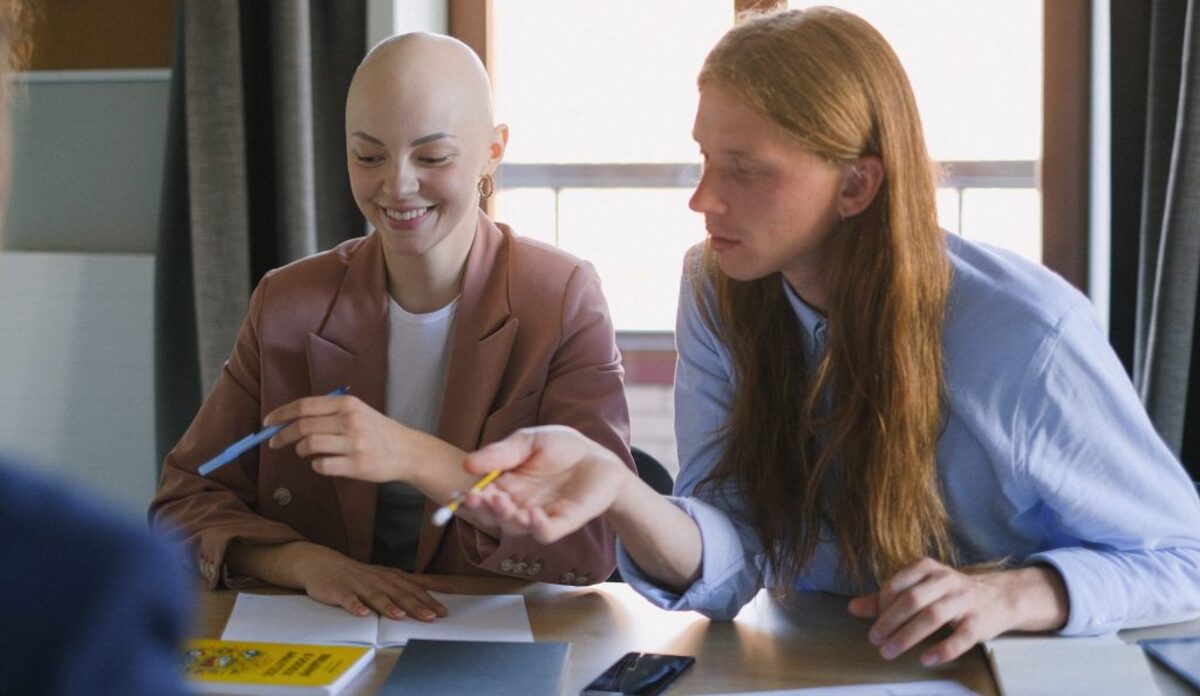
[0,461,189,694]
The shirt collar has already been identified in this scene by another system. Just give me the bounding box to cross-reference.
[780,275,828,358]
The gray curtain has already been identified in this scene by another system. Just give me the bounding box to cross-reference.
[156,0,366,463]
[1128,0,1200,477]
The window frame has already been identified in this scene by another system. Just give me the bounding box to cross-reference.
[453,1,1090,376]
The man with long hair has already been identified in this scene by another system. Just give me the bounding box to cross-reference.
[459,7,1200,669]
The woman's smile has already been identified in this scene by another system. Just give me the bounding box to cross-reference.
[380,204,435,230]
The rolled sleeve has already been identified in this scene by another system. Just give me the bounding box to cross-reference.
[616,248,770,619]
[619,496,764,620]
[1017,306,1200,634]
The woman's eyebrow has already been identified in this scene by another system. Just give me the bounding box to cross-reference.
[349,131,458,147]
[411,132,457,146]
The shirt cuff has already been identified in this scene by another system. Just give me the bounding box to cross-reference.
[617,496,760,620]
[1026,547,1123,635]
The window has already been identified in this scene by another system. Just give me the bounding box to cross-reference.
[488,1,1043,333]
[492,1,729,334]
[791,0,1042,262]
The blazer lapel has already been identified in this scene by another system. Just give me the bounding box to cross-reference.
[415,211,518,571]
[306,232,389,562]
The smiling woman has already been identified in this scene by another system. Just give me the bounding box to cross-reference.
[344,37,506,313]
[150,32,636,621]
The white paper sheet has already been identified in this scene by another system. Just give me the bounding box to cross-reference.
[221,592,533,647]
[221,594,377,646]
[984,634,1159,696]
[377,592,533,645]
[704,680,977,695]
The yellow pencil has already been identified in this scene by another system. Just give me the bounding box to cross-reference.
[431,470,502,526]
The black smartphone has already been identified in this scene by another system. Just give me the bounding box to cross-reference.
[581,652,696,695]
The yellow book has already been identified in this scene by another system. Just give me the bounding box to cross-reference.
[183,639,374,695]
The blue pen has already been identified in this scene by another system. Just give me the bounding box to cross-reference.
[197,386,350,476]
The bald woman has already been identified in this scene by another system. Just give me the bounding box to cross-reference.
[151,33,634,620]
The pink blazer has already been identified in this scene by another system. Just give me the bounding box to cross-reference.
[151,212,635,590]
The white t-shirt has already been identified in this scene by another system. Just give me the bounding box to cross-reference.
[372,294,458,571]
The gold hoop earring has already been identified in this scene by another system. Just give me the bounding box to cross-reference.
[477,174,495,199]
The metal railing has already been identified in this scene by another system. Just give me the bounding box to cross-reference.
[497,160,1035,189]
[495,160,1038,349]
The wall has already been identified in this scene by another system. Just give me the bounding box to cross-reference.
[0,1,173,516]
[627,385,678,476]
[6,72,168,253]
[0,73,166,516]
[29,0,173,70]
[0,252,156,512]
[370,0,449,46]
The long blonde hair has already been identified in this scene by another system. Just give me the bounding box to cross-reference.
[695,7,953,589]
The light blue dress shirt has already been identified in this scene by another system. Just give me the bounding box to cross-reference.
[618,234,1200,635]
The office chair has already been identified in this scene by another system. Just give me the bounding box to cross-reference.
[608,446,675,582]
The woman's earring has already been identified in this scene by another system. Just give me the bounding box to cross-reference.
[477,174,495,199]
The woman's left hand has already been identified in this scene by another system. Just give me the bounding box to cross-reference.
[265,394,418,483]
[847,557,1068,666]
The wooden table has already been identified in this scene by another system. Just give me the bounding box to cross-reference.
[193,577,1200,694]
[193,576,1000,695]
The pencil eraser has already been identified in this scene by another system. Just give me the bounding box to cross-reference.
[431,507,453,527]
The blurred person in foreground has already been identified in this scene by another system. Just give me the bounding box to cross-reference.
[0,1,189,693]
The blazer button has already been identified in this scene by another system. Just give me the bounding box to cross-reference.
[560,571,576,584]
[527,562,542,576]
[500,558,516,572]
[512,561,528,574]
[272,487,292,506]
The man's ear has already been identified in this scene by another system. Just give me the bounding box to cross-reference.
[484,123,509,175]
[837,155,884,219]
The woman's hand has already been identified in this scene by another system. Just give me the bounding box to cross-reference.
[292,544,454,621]
[847,558,1069,666]
[266,394,503,535]
[459,425,636,543]
[226,541,454,620]
[265,393,420,483]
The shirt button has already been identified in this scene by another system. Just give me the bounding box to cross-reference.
[527,562,542,576]
[272,487,292,506]
[560,571,576,584]
[512,561,528,574]
[500,558,516,572]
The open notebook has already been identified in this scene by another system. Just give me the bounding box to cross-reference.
[221,593,533,647]
[983,634,1159,696]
